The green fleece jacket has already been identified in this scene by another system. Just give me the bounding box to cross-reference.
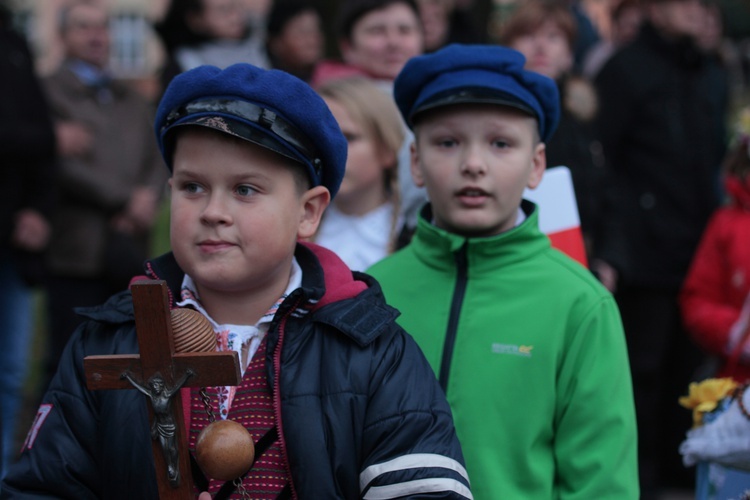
[368,201,638,500]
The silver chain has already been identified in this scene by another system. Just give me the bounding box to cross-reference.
[233,476,250,499]
[198,387,215,423]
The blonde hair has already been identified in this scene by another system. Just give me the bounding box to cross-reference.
[316,76,405,253]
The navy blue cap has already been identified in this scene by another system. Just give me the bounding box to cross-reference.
[155,63,348,198]
[394,44,560,142]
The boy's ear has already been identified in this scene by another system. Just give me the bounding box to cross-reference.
[526,142,547,190]
[297,185,331,239]
[410,141,426,187]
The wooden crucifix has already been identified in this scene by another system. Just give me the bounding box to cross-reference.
[83,280,242,499]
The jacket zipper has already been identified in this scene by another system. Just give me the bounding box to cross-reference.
[438,241,469,392]
[273,299,302,500]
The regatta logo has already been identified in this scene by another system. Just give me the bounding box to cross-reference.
[492,343,533,357]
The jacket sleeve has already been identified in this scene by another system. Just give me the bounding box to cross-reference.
[680,212,739,356]
[553,295,639,499]
[359,328,472,499]
[1,324,103,499]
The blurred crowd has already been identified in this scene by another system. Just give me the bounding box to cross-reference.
[1,0,750,498]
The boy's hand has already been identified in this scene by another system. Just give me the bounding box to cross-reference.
[198,492,211,499]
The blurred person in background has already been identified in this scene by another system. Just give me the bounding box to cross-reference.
[154,0,269,95]
[593,0,729,496]
[313,0,424,88]
[41,2,166,386]
[314,77,405,270]
[680,110,750,384]
[500,0,601,72]
[265,0,324,83]
[336,0,425,84]
[0,0,56,478]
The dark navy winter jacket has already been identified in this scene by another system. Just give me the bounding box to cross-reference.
[1,243,471,499]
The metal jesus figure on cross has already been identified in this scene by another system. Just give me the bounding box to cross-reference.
[83,280,242,499]
[122,369,194,486]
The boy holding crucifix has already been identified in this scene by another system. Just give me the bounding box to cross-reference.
[2,63,470,499]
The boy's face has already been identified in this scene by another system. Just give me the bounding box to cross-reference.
[411,104,545,238]
[340,2,424,81]
[169,128,329,299]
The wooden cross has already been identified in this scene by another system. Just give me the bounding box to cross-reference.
[83,280,242,499]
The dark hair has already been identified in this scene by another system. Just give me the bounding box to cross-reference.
[266,0,320,38]
[154,0,210,53]
[336,0,420,40]
[498,0,577,50]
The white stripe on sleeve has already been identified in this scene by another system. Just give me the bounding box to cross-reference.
[360,453,470,492]
[363,478,473,499]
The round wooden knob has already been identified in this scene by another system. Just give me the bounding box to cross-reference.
[195,420,255,480]
[170,308,216,353]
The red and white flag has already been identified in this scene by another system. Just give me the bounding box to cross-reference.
[524,166,588,267]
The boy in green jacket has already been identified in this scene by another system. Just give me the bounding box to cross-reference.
[368,44,638,499]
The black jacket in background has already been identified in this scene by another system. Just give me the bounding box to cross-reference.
[593,22,728,289]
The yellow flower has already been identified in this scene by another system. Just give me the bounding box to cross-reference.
[679,378,739,427]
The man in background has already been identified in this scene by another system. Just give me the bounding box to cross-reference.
[41,1,166,385]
